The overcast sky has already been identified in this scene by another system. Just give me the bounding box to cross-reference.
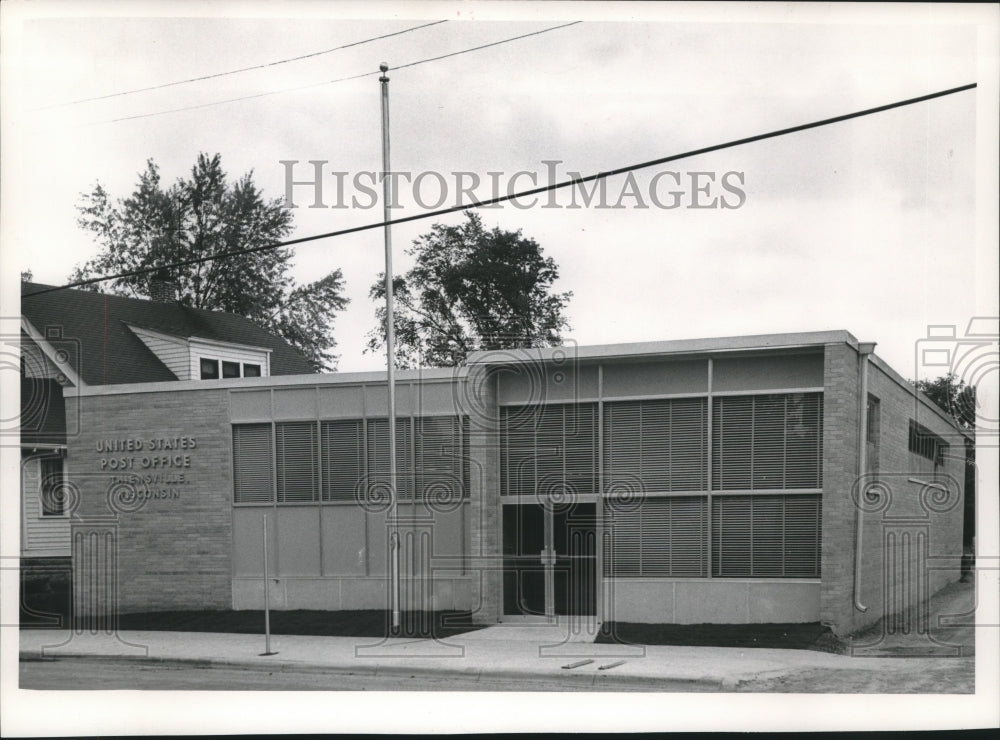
[2,1,996,382]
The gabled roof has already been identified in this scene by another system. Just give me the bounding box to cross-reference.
[21,282,315,386]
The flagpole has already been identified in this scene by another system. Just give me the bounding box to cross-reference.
[379,62,400,633]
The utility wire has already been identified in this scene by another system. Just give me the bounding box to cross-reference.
[37,21,449,110]
[23,82,976,299]
[389,20,581,72]
[86,21,583,125]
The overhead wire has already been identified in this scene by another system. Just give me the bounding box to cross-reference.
[22,81,976,299]
[36,20,450,109]
[83,21,583,125]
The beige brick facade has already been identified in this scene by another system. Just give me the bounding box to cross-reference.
[62,332,969,635]
[71,388,233,613]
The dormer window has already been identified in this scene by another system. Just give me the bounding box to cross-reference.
[200,357,264,380]
[126,323,272,380]
[200,358,220,379]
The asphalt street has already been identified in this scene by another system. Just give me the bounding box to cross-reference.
[19,652,974,693]
[19,655,669,692]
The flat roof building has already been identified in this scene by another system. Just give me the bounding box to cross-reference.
[58,330,969,638]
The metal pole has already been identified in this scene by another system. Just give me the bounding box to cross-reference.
[379,62,400,633]
[262,513,274,654]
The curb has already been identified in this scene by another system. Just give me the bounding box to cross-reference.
[19,650,725,691]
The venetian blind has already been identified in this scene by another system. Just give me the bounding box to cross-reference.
[711,494,821,577]
[275,422,319,503]
[603,495,708,577]
[603,398,708,494]
[320,420,364,502]
[712,393,823,490]
[500,403,598,497]
[366,418,414,500]
[232,423,273,503]
[415,416,466,501]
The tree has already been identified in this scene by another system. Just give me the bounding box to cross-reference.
[72,153,347,370]
[913,373,977,430]
[366,211,572,367]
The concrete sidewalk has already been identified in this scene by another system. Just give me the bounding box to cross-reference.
[18,580,977,691]
[17,624,969,691]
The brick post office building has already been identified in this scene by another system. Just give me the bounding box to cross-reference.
[62,330,969,637]
[18,280,315,614]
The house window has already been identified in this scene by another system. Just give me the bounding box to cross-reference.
[201,358,265,379]
[200,358,220,380]
[40,456,65,516]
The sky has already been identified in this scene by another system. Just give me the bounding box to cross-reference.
[2,2,996,383]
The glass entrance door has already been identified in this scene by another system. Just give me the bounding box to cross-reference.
[502,502,596,619]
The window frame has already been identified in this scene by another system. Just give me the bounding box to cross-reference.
[200,357,220,380]
[39,455,66,517]
[233,415,470,507]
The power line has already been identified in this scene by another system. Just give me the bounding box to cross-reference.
[86,21,583,126]
[390,21,581,72]
[37,21,449,110]
[23,81,976,299]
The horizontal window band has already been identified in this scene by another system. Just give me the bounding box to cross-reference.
[496,398,601,407]
[496,389,825,406]
[233,498,471,508]
[231,575,474,581]
[603,577,821,584]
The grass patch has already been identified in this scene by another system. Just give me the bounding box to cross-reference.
[23,608,484,639]
[595,621,841,652]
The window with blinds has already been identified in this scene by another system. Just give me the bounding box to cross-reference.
[603,496,708,577]
[604,398,708,493]
[366,418,414,500]
[712,393,823,490]
[233,423,274,503]
[276,422,319,502]
[320,420,364,501]
[500,403,598,498]
[415,416,468,501]
[711,494,821,577]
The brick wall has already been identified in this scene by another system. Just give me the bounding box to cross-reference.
[464,363,501,624]
[820,343,967,636]
[820,342,861,635]
[68,388,232,613]
[857,360,966,631]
